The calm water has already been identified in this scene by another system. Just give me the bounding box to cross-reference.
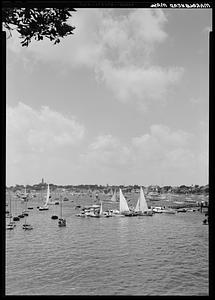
[6,194,208,295]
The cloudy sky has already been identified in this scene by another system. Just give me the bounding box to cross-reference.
[6,8,211,186]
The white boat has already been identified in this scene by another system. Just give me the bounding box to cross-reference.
[83,205,101,217]
[152,206,164,213]
[6,222,16,230]
[152,206,176,214]
[119,189,130,215]
[58,196,66,226]
[134,187,153,216]
[38,184,50,211]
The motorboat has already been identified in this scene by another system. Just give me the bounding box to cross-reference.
[6,222,16,230]
[38,205,49,211]
[177,208,187,213]
[23,223,33,230]
[152,207,164,213]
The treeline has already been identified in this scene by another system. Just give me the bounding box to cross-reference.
[7,183,209,194]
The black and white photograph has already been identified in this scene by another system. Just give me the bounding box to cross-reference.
[3,1,212,296]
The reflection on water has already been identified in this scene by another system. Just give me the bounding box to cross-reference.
[6,196,208,295]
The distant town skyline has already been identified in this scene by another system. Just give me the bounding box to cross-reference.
[6,8,211,186]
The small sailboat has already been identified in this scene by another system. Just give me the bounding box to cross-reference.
[119,189,131,216]
[38,184,50,210]
[110,189,117,202]
[51,197,59,219]
[22,199,33,230]
[21,186,28,202]
[134,187,153,216]
[13,197,20,221]
[58,196,66,227]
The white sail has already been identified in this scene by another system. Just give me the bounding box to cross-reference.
[100,201,103,215]
[135,187,149,212]
[111,189,117,202]
[45,184,50,206]
[119,189,129,213]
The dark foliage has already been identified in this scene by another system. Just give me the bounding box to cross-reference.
[2,7,76,46]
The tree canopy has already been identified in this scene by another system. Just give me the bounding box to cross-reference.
[2,7,76,46]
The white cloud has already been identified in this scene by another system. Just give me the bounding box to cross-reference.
[78,124,204,185]
[6,102,85,160]
[131,124,192,169]
[96,60,183,108]
[7,8,184,109]
[81,134,132,168]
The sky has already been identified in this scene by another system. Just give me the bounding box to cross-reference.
[5,8,211,187]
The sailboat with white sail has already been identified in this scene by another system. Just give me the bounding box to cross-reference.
[119,188,132,216]
[110,189,117,202]
[134,187,153,216]
[100,201,103,216]
[38,184,50,210]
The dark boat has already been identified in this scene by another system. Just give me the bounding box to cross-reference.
[13,216,20,221]
[18,214,25,218]
[51,215,58,220]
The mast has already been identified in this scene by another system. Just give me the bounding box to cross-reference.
[60,195,62,218]
[45,183,50,206]
[9,190,12,222]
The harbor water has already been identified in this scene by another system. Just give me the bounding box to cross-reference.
[6,195,208,295]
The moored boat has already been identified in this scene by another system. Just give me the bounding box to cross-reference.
[177,208,187,213]
[22,195,33,230]
[6,192,16,230]
[23,223,33,230]
[38,184,50,211]
[147,191,166,201]
[7,222,16,230]
[119,189,131,216]
[58,196,66,226]
[134,187,153,216]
